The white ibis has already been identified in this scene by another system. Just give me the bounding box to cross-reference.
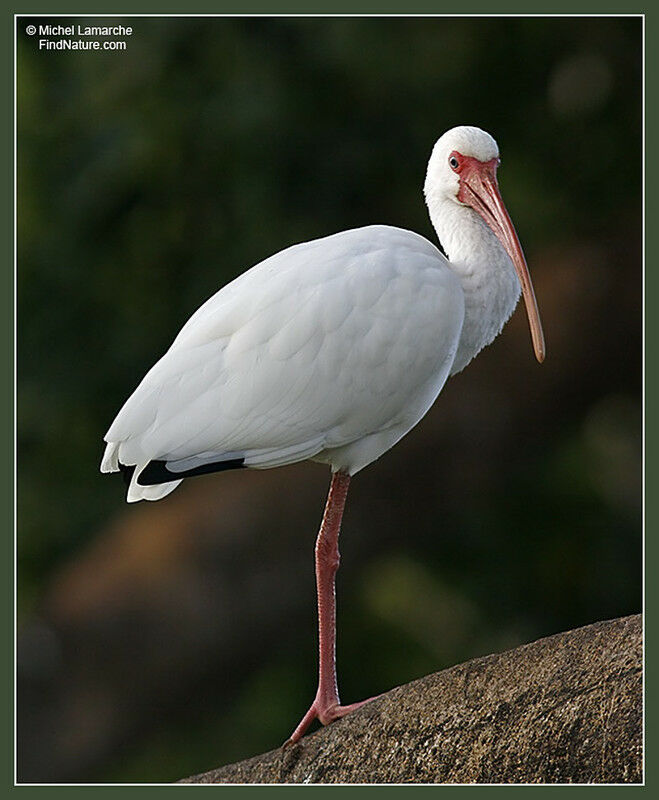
[101,126,545,744]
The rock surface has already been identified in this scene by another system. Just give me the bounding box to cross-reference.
[181,614,642,784]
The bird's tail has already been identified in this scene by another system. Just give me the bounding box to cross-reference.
[100,440,120,473]
[125,473,182,503]
[100,441,182,503]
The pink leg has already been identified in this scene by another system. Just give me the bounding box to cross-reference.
[286,471,379,745]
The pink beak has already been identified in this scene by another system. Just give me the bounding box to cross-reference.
[458,158,546,363]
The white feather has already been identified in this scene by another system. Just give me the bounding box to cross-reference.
[102,126,525,501]
[103,225,463,487]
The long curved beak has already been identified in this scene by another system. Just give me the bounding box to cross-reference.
[459,160,546,363]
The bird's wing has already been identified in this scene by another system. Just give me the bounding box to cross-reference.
[102,225,464,483]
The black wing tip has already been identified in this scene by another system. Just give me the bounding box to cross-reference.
[135,457,245,486]
[118,462,136,487]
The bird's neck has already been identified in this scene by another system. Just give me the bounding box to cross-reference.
[428,197,521,375]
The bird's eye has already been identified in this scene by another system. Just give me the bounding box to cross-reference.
[449,155,460,171]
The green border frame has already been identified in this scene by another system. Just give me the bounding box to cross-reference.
[6,2,653,13]
[9,2,649,794]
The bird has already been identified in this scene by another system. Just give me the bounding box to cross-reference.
[101,125,545,744]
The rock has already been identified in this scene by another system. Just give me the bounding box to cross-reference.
[181,614,642,784]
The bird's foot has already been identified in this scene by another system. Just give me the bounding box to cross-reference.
[284,694,381,746]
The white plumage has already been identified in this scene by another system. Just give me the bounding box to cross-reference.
[101,126,544,504]
[101,125,546,744]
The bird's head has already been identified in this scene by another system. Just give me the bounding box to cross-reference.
[425,126,545,364]
[425,125,500,201]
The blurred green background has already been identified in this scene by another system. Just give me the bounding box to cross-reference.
[17,16,641,783]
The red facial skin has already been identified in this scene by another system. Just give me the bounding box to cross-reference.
[450,150,546,364]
